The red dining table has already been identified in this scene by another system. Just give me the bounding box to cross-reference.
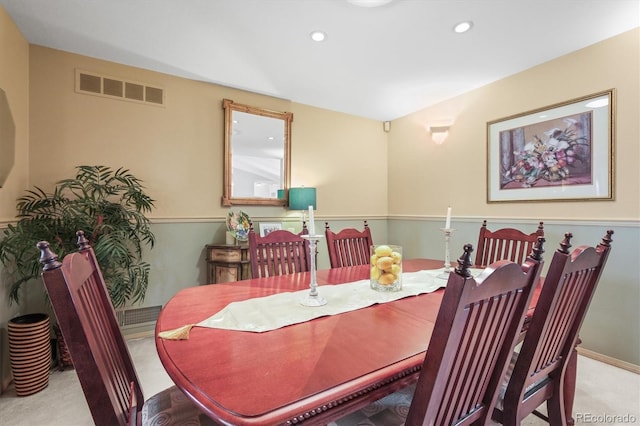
[155,259,539,425]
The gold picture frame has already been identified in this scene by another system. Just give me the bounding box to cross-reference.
[487,89,614,203]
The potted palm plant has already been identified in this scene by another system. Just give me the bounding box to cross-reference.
[0,165,155,307]
[0,165,155,378]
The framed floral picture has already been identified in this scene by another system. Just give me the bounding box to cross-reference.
[487,89,614,203]
[259,222,282,237]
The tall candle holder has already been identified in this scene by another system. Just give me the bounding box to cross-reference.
[437,228,455,279]
[300,234,327,307]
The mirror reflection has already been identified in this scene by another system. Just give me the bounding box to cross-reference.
[222,99,292,206]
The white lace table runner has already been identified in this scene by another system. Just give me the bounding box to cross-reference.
[194,268,483,333]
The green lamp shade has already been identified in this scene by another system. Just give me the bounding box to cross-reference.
[289,187,316,210]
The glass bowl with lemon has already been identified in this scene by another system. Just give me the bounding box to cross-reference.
[370,244,402,291]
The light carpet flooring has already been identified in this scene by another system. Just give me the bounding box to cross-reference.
[0,337,638,426]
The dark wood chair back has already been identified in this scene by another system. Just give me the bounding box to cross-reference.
[494,230,614,425]
[324,221,374,268]
[406,240,545,425]
[248,225,311,278]
[38,231,143,426]
[475,220,544,267]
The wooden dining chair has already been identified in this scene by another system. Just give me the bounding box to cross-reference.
[475,220,544,267]
[493,230,614,426]
[38,231,218,426]
[334,239,545,426]
[324,221,374,268]
[248,224,311,278]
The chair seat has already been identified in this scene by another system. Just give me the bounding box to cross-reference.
[143,385,220,425]
[328,384,416,426]
[494,349,549,412]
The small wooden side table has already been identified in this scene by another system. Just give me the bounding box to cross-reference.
[205,244,251,283]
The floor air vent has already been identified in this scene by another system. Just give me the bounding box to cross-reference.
[116,305,162,327]
[76,69,165,106]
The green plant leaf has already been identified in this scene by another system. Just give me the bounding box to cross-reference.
[0,165,155,307]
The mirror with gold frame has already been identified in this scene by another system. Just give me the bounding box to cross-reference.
[222,99,292,206]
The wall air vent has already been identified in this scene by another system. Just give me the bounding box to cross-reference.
[75,69,165,107]
[116,305,162,328]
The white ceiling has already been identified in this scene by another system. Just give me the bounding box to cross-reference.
[1,0,639,121]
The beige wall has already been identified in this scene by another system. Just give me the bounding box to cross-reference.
[27,46,388,221]
[389,29,639,221]
[0,5,29,392]
[290,103,388,217]
[0,7,29,220]
[387,29,640,366]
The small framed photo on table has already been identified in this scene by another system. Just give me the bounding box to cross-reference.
[259,222,282,237]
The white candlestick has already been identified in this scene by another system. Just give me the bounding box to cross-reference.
[437,228,455,279]
[308,205,315,235]
[445,206,452,229]
[300,234,326,306]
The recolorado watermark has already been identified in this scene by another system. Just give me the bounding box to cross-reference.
[575,412,638,424]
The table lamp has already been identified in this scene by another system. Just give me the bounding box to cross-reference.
[288,187,316,228]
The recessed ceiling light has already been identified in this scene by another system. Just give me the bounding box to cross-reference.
[454,21,473,33]
[310,31,326,42]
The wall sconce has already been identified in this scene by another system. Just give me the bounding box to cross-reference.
[430,126,450,144]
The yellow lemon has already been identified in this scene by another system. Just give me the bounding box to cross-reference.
[370,254,378,266]
[376,256,394,271]
[391,251,402,264]
[374,245,393,257]
[378,273,396,285]
[370,266,381,280]
[390,264,401,276]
